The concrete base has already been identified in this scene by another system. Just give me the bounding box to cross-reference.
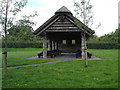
[26,54,101,60]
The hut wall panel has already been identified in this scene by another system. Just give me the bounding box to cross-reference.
[54,22,71,24]
[47,18,80,32]
[52,24,75,27]
[46,30,80,32]
[58,44,81,53]
[57,39,81,53]
[48,27,78,30]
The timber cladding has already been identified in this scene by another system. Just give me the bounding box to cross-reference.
[34,6,94,36]
[34,6,94,53]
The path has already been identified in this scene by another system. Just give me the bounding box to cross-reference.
[0,55,101,70]
[0,60,69,70]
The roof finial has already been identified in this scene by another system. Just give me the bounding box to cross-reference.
[55,6,73,15]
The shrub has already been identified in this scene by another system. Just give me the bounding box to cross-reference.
[2,41,119,49]
[87,43,119,49]
[2,41,42,48]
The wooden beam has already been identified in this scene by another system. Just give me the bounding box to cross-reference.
[49,27,78,29]
[37,17,60,36]
[55,42,57,50]
[52,41,54,50]
[48,40,50,50]
[66,16,91,36]
[52,24,74,27]
[56,42,58,50]
[54,41,56,50]
[50,40,52,50]
[46,30,80,32]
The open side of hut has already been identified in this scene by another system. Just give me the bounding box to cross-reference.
[34,6,94,58]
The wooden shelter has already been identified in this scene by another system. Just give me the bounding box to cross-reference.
[34,6,94,58]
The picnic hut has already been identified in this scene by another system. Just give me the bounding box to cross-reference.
[34,6,94,58]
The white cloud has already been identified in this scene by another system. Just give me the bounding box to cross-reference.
[17,0,75,30]
[91,0,119,36]
[1,0,119,37]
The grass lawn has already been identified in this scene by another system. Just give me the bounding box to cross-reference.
[1,48,56,67]
[2,49,118,88]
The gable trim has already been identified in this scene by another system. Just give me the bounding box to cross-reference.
[36,16,60,36]
[65,16,91,36]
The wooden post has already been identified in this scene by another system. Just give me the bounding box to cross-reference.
[54,41,57,50]
[54,42,56,50]
[50,40,52,50]
[56,42,58,50]
[48,40,50,50]
[52,41,54,50]
[2,52,7,79]
[43,36,47,58]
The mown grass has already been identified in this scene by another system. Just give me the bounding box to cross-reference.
[2,49,118,88]
[1,48,56,67]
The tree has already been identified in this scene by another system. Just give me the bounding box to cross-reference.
[7,25,33,42]
[74,0,93,27]
[6,11,40,47]
[0,0,27,79]
[16,11,38,26]
[87,29,119,47]
[0,0,28,32]
[7,25,41,43]
[7,11,38,42]
[73,0,101,67]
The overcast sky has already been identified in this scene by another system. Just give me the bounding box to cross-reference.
[8,0,120,36]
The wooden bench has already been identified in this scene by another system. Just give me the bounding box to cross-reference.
[38,50,62,58]
[53,50,62,56]
[38,51,54,58]
[76,50,81,58]
[38,52,43,58]
[87,52,92,58]
[76,50,92,58]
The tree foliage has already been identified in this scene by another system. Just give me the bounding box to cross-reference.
[0,0,40,47]
[0,0,28,32]
[74,0,93,27]
[87,29,119,43]
[16,11,38,26]
[73,0,101,30]
[3,10,40,44]
[86,29,119,49]
[7,25,41,43]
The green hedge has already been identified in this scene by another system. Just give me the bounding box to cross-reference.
[2,42,119,49]
[87,43,119,49]
[2,42,42,48]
